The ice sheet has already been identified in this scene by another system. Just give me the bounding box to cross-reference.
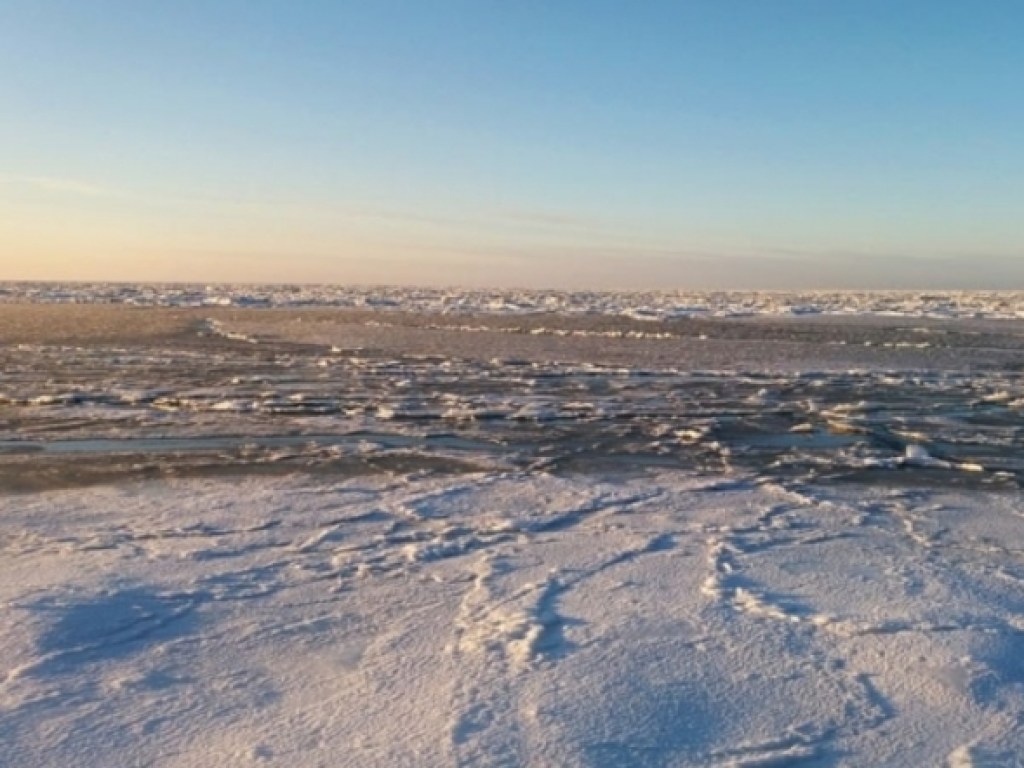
[3,295,1024,765]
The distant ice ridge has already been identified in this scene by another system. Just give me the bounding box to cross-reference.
[4,282,1024,319]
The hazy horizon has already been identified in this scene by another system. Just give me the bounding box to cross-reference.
[3,250,1023,293]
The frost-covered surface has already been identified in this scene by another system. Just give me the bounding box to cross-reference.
[4,281,1024,319]
[4,303,1024,765]
[3,472,1024,766]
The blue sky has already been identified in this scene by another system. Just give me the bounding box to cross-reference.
[2,1,1022,288]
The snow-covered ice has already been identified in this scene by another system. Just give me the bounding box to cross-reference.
[2,294,1024,766]
[3,473,1024,766]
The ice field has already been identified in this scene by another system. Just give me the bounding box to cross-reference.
[2,287,1024,766]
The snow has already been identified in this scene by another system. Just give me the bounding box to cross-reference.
[3,293,1024,765]
[3,471,1024,766]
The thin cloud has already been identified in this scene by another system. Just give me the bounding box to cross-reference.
[5,175,116,197]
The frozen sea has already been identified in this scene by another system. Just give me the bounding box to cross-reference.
[2,285,1024,766]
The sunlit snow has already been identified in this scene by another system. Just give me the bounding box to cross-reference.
[2,287,1023,766]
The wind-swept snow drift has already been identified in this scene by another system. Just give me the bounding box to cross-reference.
[2,472,1023,766]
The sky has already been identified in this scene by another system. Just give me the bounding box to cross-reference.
[2,1,1023,290]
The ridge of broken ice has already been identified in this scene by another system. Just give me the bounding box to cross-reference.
[3,282,1024,319]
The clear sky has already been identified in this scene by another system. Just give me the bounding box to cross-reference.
[2,1,1022,289]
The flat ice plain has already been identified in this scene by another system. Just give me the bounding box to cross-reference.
[2,285,1024,767]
